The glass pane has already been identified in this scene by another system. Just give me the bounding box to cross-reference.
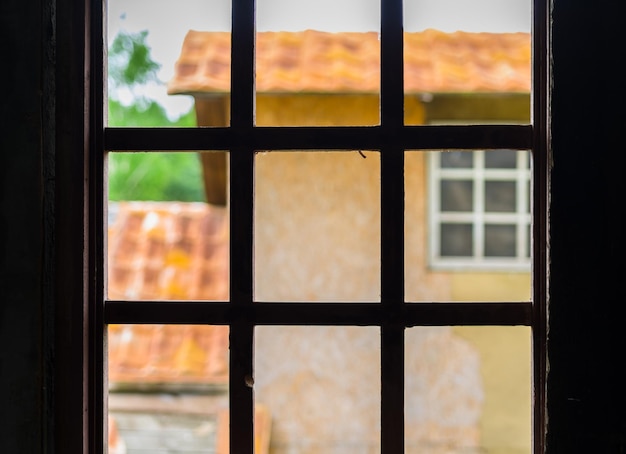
[107,0,231,127]
[441,151,473,169]
[257,0,379,31]
[108,324,229,453]
[254,151,381,302]
[108,152,208,202]
[441,180,473,212]
[107,152,229,301]
[403,0,531,125]
[255,326,380,453]
[485,181,516,212]
[256,0,380,126]
[441,224,473,257]
[484,224,517,257]
[404,0,531,33]
[485,149,517,168]
[405,151,531,301]
[405,326,531,453]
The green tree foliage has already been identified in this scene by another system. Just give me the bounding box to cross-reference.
[108,98,196,128]
[107,30,205,202]
[108,30,161,89]
[108,152,205,202]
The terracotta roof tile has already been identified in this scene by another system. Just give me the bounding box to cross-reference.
[168,29,530,95]
[107,202,229,385]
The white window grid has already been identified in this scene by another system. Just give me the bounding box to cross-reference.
[428,149,532,271]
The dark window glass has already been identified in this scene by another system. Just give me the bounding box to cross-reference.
[440,151,473,168]
[441,223,473,257]
[441,180,473,212]
[485,181,516,212]
[485,149,517,168]
[484,224,516,257]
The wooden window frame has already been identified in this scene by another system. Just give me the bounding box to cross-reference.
[88,0,549,452]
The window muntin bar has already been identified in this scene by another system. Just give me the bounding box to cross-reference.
[104,124,533,151]
[105,301,532,326]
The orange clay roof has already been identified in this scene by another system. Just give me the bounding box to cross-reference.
[168,29,530,95]
[107,202,229,385]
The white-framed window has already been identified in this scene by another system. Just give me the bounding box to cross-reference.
[428,148,532,271]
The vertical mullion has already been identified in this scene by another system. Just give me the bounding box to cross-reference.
[229,148,255,454]
[230,0,256,453]
[380,0,404,128]
[231,0,255,128]
[532,0,549,450]
[91,0,106,453]
[380,0,405,453]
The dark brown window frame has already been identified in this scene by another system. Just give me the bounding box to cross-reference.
[89,0,549,452]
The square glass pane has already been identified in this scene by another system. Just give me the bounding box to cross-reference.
[107,0,231,127]
[108,324,229,453]
[254,151,380,302]
[441,180,473,212]
[405,326,531,453]
[256,0,380,126]
[485,181,516,212]
[484,224,517,257]
[107,152,229,301]
[441,223,473,257]
[255,326,380,452]
[405,151,531,301]
[403,1,531,125]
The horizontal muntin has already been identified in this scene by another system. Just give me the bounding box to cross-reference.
[104,124,532,152]
[105,300,531,326]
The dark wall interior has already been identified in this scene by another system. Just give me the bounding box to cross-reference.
[1,0,51,452]
[1,0,625,452]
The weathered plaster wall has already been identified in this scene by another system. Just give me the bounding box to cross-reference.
[254,150,382,302]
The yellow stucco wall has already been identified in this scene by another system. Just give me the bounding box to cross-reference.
[453,325,531,454]
[233,94,531,452]
[256,93,426,127]
[451,272,531,454]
